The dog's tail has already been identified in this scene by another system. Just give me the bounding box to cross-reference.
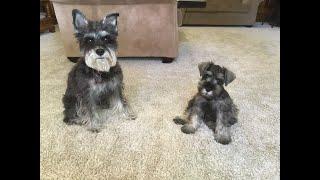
[173,116,187,125]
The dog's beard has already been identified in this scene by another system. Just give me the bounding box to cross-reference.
[200,86,222,99]
[84,48,117,72]
[200,88,214,99]
[198,80,222,99]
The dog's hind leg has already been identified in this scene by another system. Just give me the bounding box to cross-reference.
[214,111,232,145]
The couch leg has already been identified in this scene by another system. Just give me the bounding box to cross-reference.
[162,57,174,63]
[67,57,79,63]
[49,26,55,33]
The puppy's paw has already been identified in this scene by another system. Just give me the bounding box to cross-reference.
[205,121,216,130]
[214,133,231,145]
[173,116,186,125]
[122,107,137,120]
[88,127,101,133]
[229,117,238,126]
[181,125,196,134]
[128,112,137,120]
[63,117,76,125]
[122,111,136,120]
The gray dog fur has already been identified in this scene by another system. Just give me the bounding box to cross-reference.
[174,62,238,144]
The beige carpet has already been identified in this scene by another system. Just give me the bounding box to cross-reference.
[40,25,280,180]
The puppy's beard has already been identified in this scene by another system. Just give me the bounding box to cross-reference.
[200,86,223,99]
[105,47,117,67]
[84,48,117,72]
[201,88,214,98]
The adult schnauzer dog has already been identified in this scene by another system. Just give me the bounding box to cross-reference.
[173,62,238,144]
[62,9,136,132]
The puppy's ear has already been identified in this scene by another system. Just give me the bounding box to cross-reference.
[102,13,119,33]
[223,68,236,86]
[72,9,88,32]
[198,62,212,77]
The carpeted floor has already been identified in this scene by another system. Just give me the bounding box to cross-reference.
[40,24,280,180]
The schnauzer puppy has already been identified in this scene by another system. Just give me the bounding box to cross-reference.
[173,62,238,144]
[62,9,136,132]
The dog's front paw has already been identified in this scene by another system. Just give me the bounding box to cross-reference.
[214,133,231,145]
[123,108,137,120]
[181,125,196,134]
[121,112,136,120]
[88,127,101,133]
[128,112,137,120]
[63,117,76,125]
[205,121,216,130]
[228,117,238,126]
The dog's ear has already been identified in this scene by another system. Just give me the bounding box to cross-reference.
[198,62,212,77]
[223,68,236,86]
[102,13,119,33]
[72,9,88,32]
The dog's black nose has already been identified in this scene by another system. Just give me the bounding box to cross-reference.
[204,83,214,91]
[96,49,105,56]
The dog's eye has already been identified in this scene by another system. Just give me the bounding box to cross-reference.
[85,38,94,44]
[217,79,224,85]
[202,75,208,79]
[102,36,116,44]
[216,76,224,81]
[102,36,110,42]
[203,73,212,79]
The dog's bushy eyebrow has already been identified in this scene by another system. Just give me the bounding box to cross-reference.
[98,31,109,37]
[216,73,224,79]
[84,32,97,38]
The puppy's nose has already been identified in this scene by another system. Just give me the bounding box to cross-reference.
[96,49,105,56]
[205,86,212,91]
[204,84,214,91]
